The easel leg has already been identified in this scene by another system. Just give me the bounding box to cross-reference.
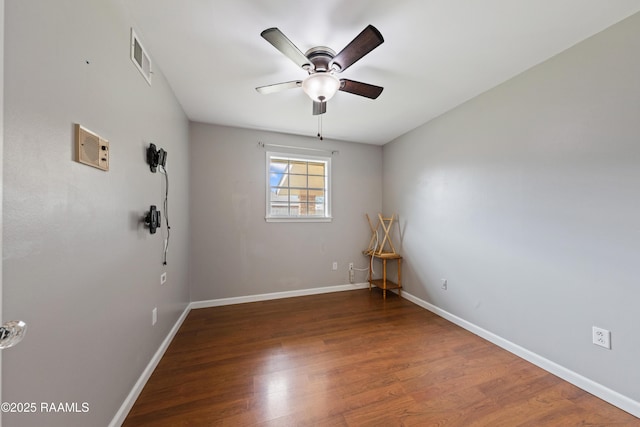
[365,214,381,255]
[397,258,402,297]
[382,259,387,299]
[368,255,372,292]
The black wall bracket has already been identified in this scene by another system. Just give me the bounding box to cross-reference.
[144,205,161,234]
[147,143,167,173]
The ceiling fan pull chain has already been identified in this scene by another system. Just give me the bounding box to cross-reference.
[318,115,323,140]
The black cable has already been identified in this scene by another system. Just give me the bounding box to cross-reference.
[161,165,170,265]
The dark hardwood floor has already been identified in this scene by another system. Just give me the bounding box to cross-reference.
[123,289,639,426]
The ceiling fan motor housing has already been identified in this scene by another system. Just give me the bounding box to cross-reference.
[305,47,336,72]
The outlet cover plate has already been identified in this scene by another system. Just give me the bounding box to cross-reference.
[592,326,611,349]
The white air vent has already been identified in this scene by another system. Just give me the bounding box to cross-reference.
[130,28,152,85]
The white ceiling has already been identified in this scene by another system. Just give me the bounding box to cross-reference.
[123,0,640,145]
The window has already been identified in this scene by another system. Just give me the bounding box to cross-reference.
[266,152,331,222]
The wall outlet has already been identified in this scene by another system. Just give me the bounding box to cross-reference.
[592,326,611,349]
[152,307,158,326]
[332,261,338,271]
[160,272,167,285]
[349,262,354,271]
[441,279,448,290]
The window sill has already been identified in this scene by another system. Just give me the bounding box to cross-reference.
[265,216,333,223]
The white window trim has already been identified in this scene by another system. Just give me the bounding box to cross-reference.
[265,151,332,223]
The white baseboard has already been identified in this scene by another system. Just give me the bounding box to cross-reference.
[109,304,191,427]
[400,291,640,418]
[190,282,369,309]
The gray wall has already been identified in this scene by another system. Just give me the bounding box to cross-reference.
[3,1,190,426]
[190,123,381,301]
[383,12,640,404]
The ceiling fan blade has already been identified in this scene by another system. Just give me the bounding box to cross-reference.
[261,28,313,70]
[312,101,327,115]
[330,25,384,73]
[256,80,302,95]
[339,79,383,99]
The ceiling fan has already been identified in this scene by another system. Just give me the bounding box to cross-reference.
[256,25,384,116]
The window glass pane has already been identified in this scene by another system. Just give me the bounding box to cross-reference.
[290,160,307,174]
[309,204,324,216]
[270,172,287,187]
[308,162,325,176]
[269,203,289,216]
[308,175,325,189]
[270,187,288,200]
[288,174,307,188]
[270,159,288,172]
[309,192,322,202]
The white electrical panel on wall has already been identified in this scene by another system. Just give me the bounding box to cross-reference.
[75,124,109,171]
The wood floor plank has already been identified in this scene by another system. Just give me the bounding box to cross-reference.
[123,290,639,426]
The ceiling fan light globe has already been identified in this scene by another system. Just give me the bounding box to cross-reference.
[302,73,340,102]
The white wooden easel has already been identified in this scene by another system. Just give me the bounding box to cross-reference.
[364,213,396,256]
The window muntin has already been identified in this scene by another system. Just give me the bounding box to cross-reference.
[266,152,331,221]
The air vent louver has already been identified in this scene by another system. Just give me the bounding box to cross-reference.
[130,28,152,85]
